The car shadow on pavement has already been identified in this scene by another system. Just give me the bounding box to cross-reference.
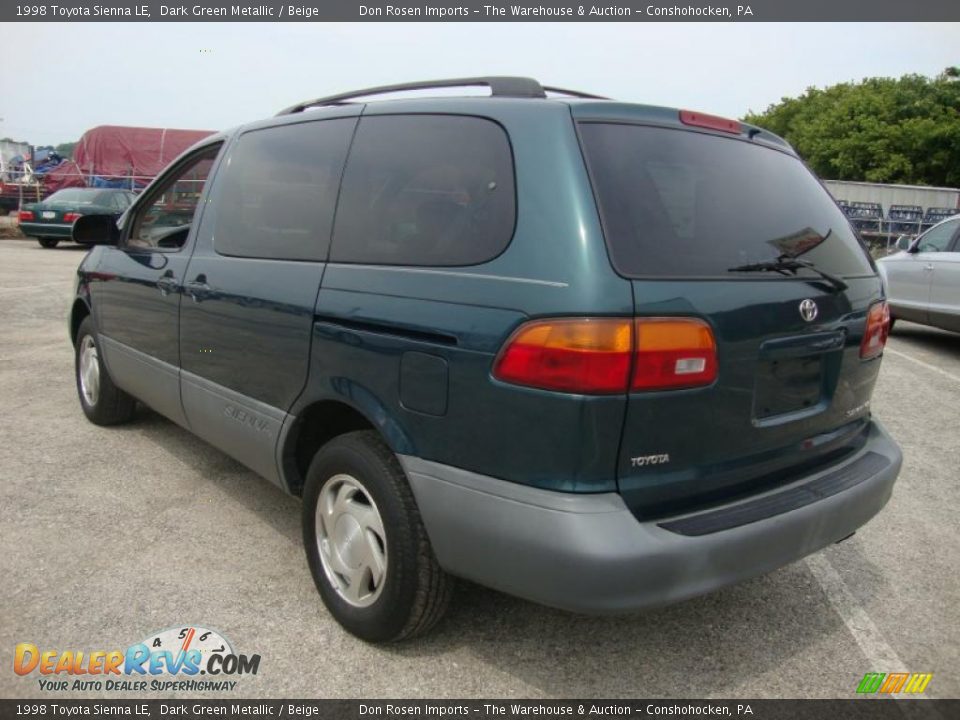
[113,405,302,546]
[386,567,857,697]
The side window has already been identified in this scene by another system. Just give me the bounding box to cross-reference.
[212,118,355,261]
[107,193,127,211]
[127,144,221,250]
[331,115,516,266]
[917,219,959,253]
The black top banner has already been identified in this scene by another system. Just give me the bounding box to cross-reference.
[2,0,958,22]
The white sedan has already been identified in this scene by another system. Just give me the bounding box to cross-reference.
[877,214,960,333]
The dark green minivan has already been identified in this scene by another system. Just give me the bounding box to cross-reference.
[69,77,901,641]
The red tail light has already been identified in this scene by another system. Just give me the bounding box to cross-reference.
[493,318,632,394]
[493,317,718,394]
[631,318,718,390]
[63,212,83,223]
[860,301,891,360]
[18,210,34,223]
[679,110,742,134]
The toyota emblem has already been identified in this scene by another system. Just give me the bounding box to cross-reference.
[799,299,818,322]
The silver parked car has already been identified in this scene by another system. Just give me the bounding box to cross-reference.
[877,215,960,333]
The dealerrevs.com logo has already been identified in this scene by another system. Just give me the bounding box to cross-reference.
[14,626,260,693]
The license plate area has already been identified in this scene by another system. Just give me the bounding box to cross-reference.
[753,331,845,423]
[41,211,56,219]
[754,355,823,419]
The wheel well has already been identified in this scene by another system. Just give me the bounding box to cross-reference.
[284,401,375,496]
[70,300,90,346]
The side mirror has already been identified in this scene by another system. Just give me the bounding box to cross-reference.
[73,214,121,246]
[894,235,912,252]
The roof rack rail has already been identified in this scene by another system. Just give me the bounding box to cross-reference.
[276,77,607,115]
[542,86,609,100]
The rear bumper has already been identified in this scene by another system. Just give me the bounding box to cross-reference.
[401,419,901,613]
[18,222,73,238]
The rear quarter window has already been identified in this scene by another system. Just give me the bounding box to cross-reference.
[578,123,874,279]
[330,114,516,267]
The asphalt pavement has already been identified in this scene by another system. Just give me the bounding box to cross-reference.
[1,239,957,699]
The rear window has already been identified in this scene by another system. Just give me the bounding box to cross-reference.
[578,123,874,278]
[47,189,98,205]
[330,114,516,266]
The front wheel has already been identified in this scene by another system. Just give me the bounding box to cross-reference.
[302,431,452,642]
[75,317,136,426]
[38,238,59,248]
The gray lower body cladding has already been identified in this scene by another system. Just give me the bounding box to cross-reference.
[400,419,901,614]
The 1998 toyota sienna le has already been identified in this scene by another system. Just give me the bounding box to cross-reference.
[68,77,902,641]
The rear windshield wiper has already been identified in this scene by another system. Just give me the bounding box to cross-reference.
[728,257,848,292]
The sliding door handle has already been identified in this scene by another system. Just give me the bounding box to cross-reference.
[156,272,179,296]
[184,274,211,302]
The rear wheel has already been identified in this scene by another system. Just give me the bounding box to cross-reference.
[302,430,452,642]
[75,317,136,426]
[38,238,59,249]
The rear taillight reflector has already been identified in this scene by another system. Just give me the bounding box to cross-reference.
[63,212,83,223]
[493,318,632,394]
[493,317,718,394]
[860,301,890,360]
[18,210,34,223]
[679,110,742,134]
[632,318,717,391]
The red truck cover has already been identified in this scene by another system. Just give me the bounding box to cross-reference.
[73,125,216,181]
[43,160,88,193]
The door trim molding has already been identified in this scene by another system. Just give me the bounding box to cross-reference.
[98,334,187,428]
[180,368,289,488]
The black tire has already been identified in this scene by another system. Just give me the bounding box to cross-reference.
[302,430,452,642]
[38,238,59,248]
[74,316,136,426]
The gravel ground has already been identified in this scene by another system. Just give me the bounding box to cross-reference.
[0,216,24,239]
[0,238,957,699]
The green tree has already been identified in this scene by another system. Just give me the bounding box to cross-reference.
[743,67,960,187]
[55,142,77,159]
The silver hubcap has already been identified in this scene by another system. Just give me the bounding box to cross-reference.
[78,335,100,407]
[315,474,387,608]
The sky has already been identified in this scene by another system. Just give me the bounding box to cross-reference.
[1,22,957,145]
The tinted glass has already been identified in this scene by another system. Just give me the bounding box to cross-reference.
[579,123,874,278]
[331,115,515,266]
[916,218,959,253]
[129,146,220,250]
[213,118,355,261]
[102,192,126,210]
